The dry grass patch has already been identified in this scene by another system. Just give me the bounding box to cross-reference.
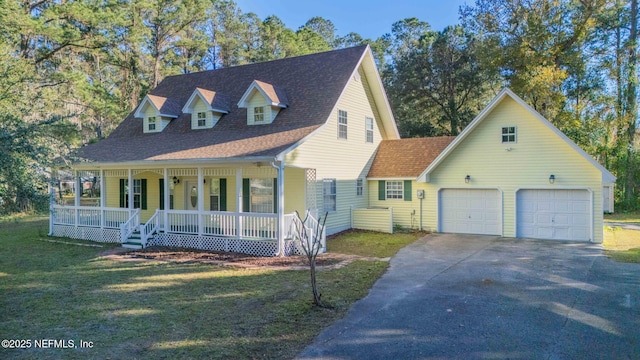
[603,226,640,263]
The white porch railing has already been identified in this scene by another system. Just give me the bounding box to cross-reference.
[165,210,280,240]
[140,210,163,247]
[52,205,300,244]
[283,213,295,239]
[120,209,140,243]
[51,205,132,229]
[289,212,326,252]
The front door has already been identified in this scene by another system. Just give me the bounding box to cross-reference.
[185,181,198,210]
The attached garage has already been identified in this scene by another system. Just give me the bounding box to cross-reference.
[439,189,502,235]
[516,189,591,241]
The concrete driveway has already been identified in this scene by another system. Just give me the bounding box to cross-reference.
[298,234,640,359]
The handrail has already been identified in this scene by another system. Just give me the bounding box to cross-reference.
[290,211,326,253]
[140,209,162,247]
[120,209,140,243]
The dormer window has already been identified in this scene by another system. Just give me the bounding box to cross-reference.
[134,94,179,133]
[238,80,288,125]
[197,112,207,127]
[148,117,157,131]
[182,88,230,130]
[254,107,265,122]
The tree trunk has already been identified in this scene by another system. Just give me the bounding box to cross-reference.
[625,0,638,209]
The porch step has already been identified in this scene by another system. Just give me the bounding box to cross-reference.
[122,241,143,250]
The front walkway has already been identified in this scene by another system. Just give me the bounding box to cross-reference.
[298,234,640,359]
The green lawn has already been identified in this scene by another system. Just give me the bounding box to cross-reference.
[0,216,390,359]
[326,229,426,258]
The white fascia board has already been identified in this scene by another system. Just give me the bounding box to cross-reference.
[238,80,286,108]
[133,96,157,118]
[183,90,230,115]
[181,91,201,114]
[71,156,275,170]
[361,46,400,139]
[366,177,417,181]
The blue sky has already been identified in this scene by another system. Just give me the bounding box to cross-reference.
[233,0,471,40]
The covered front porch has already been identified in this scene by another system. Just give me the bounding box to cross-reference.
[49,163,324,257]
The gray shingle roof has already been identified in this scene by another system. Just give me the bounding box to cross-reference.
[78,45,368,163]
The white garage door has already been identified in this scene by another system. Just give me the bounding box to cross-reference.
[439,189,501,235]
[516,189,591,241]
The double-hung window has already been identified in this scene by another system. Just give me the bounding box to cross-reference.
[254,106,265,122]
[148,117,157,131]
[209,178,220,211]
[365,117,374,143]
[197,112,207,127]
[338,110,348,139]
[386,181,403,200]
[356,178,363,196]
[250,178,273,213]
[323,178,337,212]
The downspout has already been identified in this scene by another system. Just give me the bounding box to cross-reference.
[270,160,285,257]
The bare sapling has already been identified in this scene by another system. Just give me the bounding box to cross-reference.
[292,210,328,307]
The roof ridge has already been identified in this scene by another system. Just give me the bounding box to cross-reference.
[161,45,369,81]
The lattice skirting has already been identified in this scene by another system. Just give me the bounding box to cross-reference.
[152,233,284,257]
[51,225,121,243]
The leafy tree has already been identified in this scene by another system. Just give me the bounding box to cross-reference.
[385,24,497,136]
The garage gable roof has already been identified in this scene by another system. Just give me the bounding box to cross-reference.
[417,88,617,183]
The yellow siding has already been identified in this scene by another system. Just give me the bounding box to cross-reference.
[352,208,392,233]
[427,97,602,241]
[284,167,306,214]
[285,67,385,234]
[105,175,120,209]
[247,91,273,125]
[368,181,434,231]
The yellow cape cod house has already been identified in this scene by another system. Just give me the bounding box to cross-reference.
[50,48,615,254]
[49,45,399,256]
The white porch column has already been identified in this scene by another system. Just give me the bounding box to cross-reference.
[163,168,169,231]
[276,162,285,256]
[128,169,134,213]
[236,167,243,240]
[100,169,105,228]
[198,167,204,235]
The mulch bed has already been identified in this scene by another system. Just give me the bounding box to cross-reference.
[100,246,361,269]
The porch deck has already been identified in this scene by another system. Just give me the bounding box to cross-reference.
[49,205,322,257]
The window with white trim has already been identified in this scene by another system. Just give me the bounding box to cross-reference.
[197,112,207,127]
[386,181,403,199]
[365,117,374,143]
[254,106,265,122]
[148,116,157,131]
[250,178,273,213]
[356,178,363,196]
[209,178,220,211]
[323,178,337,212]
[338,110,348,139]
[502,126,516,143]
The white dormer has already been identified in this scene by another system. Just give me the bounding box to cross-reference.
[237,80,288,125]
[182,88,231,130]
[134,94,180,133]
